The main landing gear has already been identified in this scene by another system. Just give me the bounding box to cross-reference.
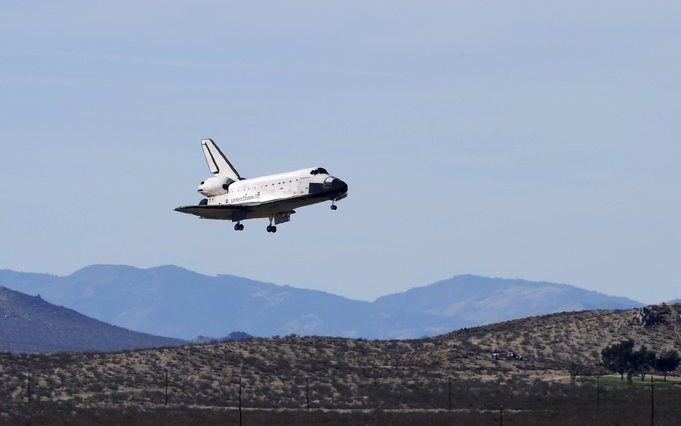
[266,217,277,233]
[234,222,244,231]
[331,202,338,210]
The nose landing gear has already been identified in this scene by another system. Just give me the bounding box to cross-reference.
[331,202,338,210]
[234,222,244,231]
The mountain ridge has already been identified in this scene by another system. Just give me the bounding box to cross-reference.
[374,274,642,325]
[0,265,643,340]
[0,265,464,339]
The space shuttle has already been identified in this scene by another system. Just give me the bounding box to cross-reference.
[175,139,348,233]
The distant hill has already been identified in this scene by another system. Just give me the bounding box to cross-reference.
[0,266,642,340]
[1,304,678,409]
[0,286,184,353]
[374,275,643,326]
[670,299,681,304]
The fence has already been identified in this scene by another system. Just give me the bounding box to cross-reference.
[2,361,678,426]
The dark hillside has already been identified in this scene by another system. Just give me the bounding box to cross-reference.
[0,286,184,353]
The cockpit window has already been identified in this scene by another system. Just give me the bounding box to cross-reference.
[310,167,329,175]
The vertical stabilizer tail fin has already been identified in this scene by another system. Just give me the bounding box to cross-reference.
[201,139,241,181]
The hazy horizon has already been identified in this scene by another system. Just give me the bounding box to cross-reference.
[1,1,680,304]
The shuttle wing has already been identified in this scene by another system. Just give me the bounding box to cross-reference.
[175,195,312,220]
[174,204,248,220]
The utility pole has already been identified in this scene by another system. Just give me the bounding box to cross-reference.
[164,369,168,406]
[596,376,600,408]
[306,377,310,413]
[499,405,504,426]
[447,378,452,411]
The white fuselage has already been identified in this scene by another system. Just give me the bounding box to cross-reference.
[201,168,333,206]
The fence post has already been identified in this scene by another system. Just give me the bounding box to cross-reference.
[164,369,168,405]
[499,404,504,426]
[239,376,242,426]
[596,375,600,408]
[306,377,310,413]
[448,377,452,411]
[26,371,31,403]
[650,376,654,426]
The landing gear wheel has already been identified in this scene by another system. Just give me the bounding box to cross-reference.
[267,216,276,233]
[234,224,240,231]
[331,204,338,211]
[234,223,244,231]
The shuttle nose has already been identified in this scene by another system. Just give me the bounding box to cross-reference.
[332,178,348,194]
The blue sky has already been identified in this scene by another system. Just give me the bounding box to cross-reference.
[1,1,680,303]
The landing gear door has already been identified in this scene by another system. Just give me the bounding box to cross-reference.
[274,211,293,225]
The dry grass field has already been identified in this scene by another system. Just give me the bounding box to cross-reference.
[1,304,680,424]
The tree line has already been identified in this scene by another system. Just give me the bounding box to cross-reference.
[601,340,680,382]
